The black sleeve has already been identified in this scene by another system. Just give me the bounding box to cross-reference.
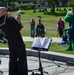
[9,16,22,31]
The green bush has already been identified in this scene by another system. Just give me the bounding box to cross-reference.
[16,3,36,10]
[7,3,36,11]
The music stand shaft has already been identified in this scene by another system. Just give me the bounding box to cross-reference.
[38,49,43,75]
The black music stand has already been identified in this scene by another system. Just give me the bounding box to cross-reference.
[31,37,52,75]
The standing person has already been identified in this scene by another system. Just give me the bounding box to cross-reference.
[57,17,65,37]
[30,18,35,38]
[16,10,23,28]
[16,10,21,22]
[8,12,11,16]
[59,32,68,44]
[64,11,74,50]
[36,16,46,37]
[0,7,28,75]
[0,29,7,43]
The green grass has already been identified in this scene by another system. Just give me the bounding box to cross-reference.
[25,42,74,55]
[0,7,74,55]
[0,42,8,48]
[0,41,74,55]
[11,8,70,37]
[49,42,74,55]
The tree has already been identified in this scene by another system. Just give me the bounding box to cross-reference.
[69,0,74,12]
[37,0,45,4]
[37,0,69,12]
[37,0,59,12]
[1,0,17,6]
[37,0,57,12]
[49,0,57,12]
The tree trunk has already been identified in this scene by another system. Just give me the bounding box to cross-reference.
[52,4,55,13]
[72,7,74,13]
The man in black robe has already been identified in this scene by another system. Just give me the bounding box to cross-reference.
[0,7,28,75]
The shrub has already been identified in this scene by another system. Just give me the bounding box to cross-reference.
[16,3,36,10]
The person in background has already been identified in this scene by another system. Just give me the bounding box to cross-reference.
[8,12,11,16]
[16,10,23,28]
[16,10,21,22]
[57,17,65,37]
[59,32,68,44]
[30,18,35,38]
[36,16,46,37]
[0,7,28,75]
[64,10,74,50]
[0,29,7,43]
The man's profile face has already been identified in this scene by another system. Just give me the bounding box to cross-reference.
[2,9,8,15]
[0,9,8,16]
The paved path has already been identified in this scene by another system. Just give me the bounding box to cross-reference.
[0,55,74,75]
[22,36,62,42]
[0,36,74,75]
[19,37,74,75]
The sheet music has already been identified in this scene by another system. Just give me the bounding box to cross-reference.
[32,37,52,49]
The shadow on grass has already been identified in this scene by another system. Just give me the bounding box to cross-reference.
[44,12,67,16]
[21,11,25,14]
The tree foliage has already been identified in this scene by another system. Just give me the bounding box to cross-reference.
[37,0,69,12]
[68,0,74,12]
[69,0,74,7]
[1,0,17,2]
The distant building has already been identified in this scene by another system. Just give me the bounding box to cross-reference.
[18,0,37,4]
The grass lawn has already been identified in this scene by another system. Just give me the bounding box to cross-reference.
[0,7,74,55]
[11,8,70,37]
[25,42,74,55]
[0,41,74,55]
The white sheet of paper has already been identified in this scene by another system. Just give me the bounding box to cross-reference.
[32,37,52,49]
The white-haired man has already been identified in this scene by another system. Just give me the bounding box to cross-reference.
[0,7,28,75]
